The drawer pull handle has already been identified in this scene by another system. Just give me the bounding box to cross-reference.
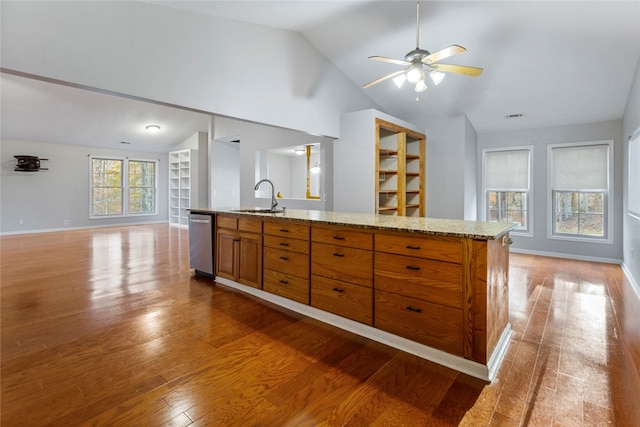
[406,265,421,271]
[406,245,421,250]
[406,306,422,313]
[279,256,289,261]
[332,236,345,240]
[333,253,345,258]
[278,242,289,247]
[332,287,345,293]
[279,280,289,285]
[279,229,289,233]
[233,238,240,242]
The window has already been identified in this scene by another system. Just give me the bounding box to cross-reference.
[483,147,532,234]
[128,160,156,214]
[91,158,123,216]
[548,141,612,241]
[90,157,158,218]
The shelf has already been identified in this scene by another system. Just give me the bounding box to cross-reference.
[379,149,398,157]
[375,118,425,217]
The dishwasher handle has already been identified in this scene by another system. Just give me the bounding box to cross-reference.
[190,218,211,224]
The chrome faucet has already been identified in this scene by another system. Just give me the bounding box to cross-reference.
[254,179,278,211]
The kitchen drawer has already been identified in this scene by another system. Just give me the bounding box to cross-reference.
[375,290,463,356]
[263,269,309,304]
[311,275,373,325]
[217,215,238,230]
[264,221,310,240]
[311,243,373,287]
[263,247,310,279]
[311,225,373,250]
[238,217,262,233]
[375,254,462,309]
[263,235,310,255]
[375,232,462,264]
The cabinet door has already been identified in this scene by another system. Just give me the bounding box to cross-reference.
[216,229,237,280]
[237,232,262,289]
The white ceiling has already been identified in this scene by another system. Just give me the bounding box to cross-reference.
[2,1,639,151]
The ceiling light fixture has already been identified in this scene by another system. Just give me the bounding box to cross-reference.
[294,149,305,155]
[145,124,161,133]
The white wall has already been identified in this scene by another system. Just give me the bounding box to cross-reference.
[0,1,375,139]
[623,56,640,288]
[209,140,240,209]
[0,139,168,233]
[420,115,467,219]
[464,116,479,221]
[478,120,624,262]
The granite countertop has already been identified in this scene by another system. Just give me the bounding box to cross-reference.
[189,208,516,240]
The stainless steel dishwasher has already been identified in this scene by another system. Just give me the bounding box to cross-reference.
[188,213,215,278]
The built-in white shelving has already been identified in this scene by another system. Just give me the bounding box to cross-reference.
[169,149,198,226]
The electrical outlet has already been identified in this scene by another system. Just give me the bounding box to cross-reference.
[632,248,635,259]
[19,219,24,225]
[64,219,69,225]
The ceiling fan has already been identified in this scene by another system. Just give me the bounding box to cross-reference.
[363,0,483,100]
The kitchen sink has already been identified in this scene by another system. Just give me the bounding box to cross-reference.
[231,208,286,214]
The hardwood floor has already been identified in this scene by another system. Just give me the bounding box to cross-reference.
[1,224,639,426]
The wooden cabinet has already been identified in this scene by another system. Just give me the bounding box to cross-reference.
[213,212,511,370]
[311,225,374,325]
[215,215,262,289]
[262,221,310,304]
[376,119,425,217]
[374,231,465,356]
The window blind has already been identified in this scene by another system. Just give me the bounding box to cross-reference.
[551,144,608,191]
[485,149,529,190]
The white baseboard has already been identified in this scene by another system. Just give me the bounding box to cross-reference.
[215,276,507,382]
[621,262,640,303]
[0,220,168,236]
[510,248,622,265]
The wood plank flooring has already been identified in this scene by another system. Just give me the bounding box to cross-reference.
[1,224,639,426]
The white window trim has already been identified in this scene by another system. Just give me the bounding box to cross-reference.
[481,145,533,237]
[89,156,159,219]
[546,139,613,244]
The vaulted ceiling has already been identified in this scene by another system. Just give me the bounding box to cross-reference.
[2,1,639,151]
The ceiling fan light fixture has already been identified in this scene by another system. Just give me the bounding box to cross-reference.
[393,74,407,88]
[414,80,428,92]
[145,124,161,133]
[406,64,423,83]
[429,70,445,85]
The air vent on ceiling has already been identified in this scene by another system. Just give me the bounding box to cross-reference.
[505,113,524,119]
[230,139,240,143]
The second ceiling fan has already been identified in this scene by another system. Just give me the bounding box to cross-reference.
[363,1,483,100]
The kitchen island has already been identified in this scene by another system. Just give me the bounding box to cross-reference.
[190,208,515,381]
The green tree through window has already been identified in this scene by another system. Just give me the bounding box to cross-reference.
[129,161,156,214]
[92,158,123,216]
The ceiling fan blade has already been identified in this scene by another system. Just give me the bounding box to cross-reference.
[369,56,411,66]
[362,70,406,89]
[431,63,483,77]
[422,45,466,64]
